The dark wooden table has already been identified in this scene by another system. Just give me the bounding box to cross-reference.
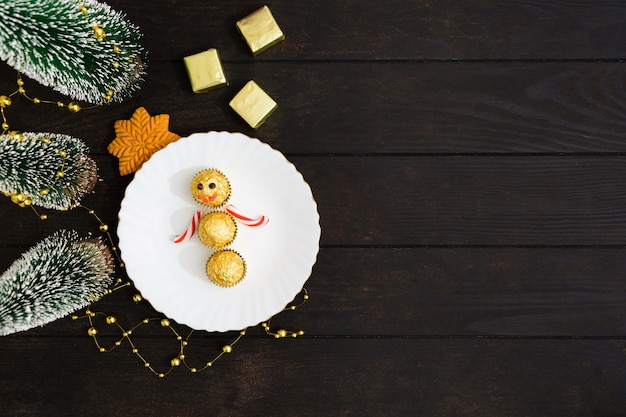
[2,1,626,415]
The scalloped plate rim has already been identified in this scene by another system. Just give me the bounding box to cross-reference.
[117,131,320,332]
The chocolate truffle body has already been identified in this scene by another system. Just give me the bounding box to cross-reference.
[198,211,237,248]
[206,250,246,287]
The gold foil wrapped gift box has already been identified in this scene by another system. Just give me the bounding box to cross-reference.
[183,48,228,93]
[229,80,277,129]
[236,5,285,55]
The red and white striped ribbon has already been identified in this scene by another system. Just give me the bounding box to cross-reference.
[174,210,203,243]
[226,204,269,227]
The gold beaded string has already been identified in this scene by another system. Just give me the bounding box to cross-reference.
[72,284,309,377]
[262,288,309,338]
[0,72,102,136]
[72,306,249,378]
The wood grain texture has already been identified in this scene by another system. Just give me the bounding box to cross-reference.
[109,0,626,61]
[1,0,626,415]
[0,337,625,417]
[6,61,626,155]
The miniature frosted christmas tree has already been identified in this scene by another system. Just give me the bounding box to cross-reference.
[0,229,114,336]
[0,131,98,211]
[0,0,145,104]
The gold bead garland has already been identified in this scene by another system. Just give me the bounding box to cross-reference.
[71,281,308,377]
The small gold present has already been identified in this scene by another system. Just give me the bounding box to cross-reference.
[183,48,228,93]
[229,80,277,129]
[236,6,285,55]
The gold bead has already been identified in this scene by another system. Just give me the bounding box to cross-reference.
[303,294,309,300]
[176,336,182,341]
[190,368,197,373]
[17,87,25,94]
[92,25,106,40]
[206,362,212,367]
[158,373,165,378]
[170,358,181,367]
[240,330,246,336]
[23,198,31,206]
[113,61,120,69]
[33,98,40,104]
[160,319,170,327]
[0,95,12,107]
[113,45,120,53]
[39,189,49,196]
[99,347,106,352]
[115,341,121,346]
[87,327,98,336]
[277,329,287,338]
[222,345,232,353]
[132,294,142,303]
[144,362,150,367]
[71,315,78,320]
[67,102,81,113]
[179,354,185,360]
[41,137,51,144]
[99,224,109,232]
[59,150,67,158]
[56,101,64,108]
[9,131,24,140]
[79,5,88,13]
[105,316,116,324]
[1,123,9,130]
[56,171,64,178]
[40,214,48,220]
[132,348,138,353]
[142,318,149,324]
[16,79,24,86]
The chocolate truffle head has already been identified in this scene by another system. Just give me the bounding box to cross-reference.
[190,169,230,207]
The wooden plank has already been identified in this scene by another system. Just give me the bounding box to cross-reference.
[5,246,625,338]
[4,155,626,247]
[0,336,624,416]
[107,0,626,61]
[7,61,626,155]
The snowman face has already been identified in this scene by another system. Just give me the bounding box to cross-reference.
[190,169,230,207]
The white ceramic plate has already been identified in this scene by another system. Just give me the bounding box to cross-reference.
[117,132,320,332]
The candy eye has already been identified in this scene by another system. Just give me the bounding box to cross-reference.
[197,183,203,190]
[209,182,216,189]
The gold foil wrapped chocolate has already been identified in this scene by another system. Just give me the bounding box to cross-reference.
[190,169,231,207]
[236,5,285,55]
[229,80,277,129]
[183,48,228,93]
[206,250,246,287]
[198,211,237,248]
